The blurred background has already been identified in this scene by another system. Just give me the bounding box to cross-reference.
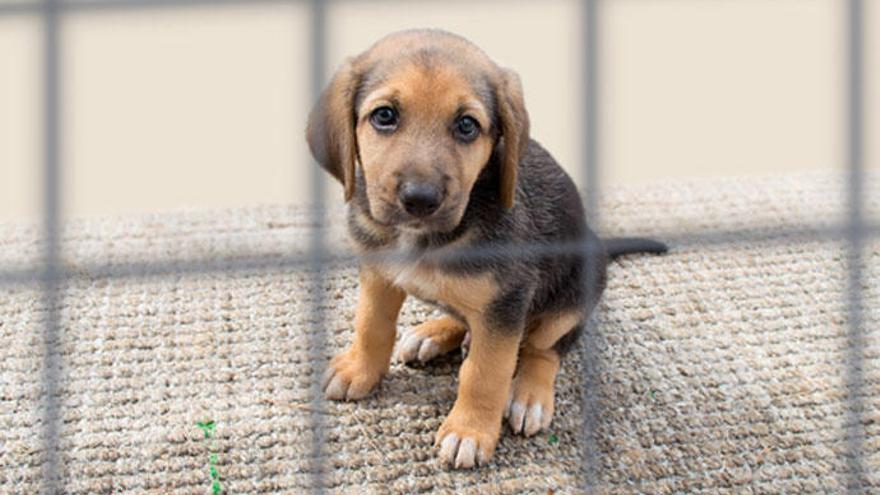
[0,0,877,222]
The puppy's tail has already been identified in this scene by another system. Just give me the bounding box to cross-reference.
[602,237,668,261]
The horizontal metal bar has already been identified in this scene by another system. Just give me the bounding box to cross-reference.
[0,1,43,15]
[0,0,301,15]
[68,0,304,11]
[1,222,878,287]
[0,0,543,16]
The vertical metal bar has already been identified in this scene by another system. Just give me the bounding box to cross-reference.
[844,0,865,492]
[583,0,600,221]
[580,0,601,491]
[40,0,63,491]
[308,0,327,492]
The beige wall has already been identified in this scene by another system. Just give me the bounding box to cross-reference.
[0,0,877,221]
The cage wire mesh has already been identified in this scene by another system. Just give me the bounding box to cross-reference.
[0,0,873,492]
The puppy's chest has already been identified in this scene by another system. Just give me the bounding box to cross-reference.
[378,261,444,304]
[374,237,494,317]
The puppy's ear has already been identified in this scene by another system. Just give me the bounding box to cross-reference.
[306,59,361,202]
[495,69,530,209]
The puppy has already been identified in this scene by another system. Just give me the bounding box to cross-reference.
[307,29,666,469]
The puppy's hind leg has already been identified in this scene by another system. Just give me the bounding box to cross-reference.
[507,311,583,436]
[396,315,468,364]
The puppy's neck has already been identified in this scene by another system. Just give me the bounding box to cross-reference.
[347,202,469,254]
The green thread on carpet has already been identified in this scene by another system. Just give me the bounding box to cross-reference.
[197,420,216,439]
[197,420,223,494]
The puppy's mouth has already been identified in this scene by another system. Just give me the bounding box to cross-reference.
[400,217,449,233]
[400,220,430,232]
[399,208,462,233]
[370,197,464,234]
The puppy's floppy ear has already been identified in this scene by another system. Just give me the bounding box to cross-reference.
[495,69,530,209]
[306,59,361,202]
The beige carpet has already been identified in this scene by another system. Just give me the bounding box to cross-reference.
[1,172,878,494]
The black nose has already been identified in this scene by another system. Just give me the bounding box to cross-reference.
[398,182,443,218]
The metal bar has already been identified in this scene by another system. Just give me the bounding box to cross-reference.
[583,0,600,220]
[39,0,63,491]
[580,0,601,491]
[0,1,43,15]
[0,0,303,16]
[66,0,300,8]
[0,1,869,490]
[307,0,327,492]
[844,0,865,492]
[0,0,546,16]
[1,223,879,287]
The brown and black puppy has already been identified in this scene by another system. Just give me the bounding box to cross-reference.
[307,29,665,469]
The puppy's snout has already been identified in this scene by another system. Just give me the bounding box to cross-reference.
[398,182,443,218]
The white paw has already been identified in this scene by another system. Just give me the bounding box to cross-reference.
[321,350,382,401]
[437,432,490,469]
[395,330,442,364]
[505,395,553,437]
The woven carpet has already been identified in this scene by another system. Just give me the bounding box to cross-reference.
[0,172,878,493]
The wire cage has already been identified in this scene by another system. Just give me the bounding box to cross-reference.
[0,0,873,492]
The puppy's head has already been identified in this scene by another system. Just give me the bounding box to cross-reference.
[307,29,529,233]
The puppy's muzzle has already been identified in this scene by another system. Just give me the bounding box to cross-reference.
[398,181,444,218]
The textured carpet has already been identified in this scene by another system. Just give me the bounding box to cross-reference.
[0,172,878,493]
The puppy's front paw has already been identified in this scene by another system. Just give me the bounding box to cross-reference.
[505,373,555,436]
[434,406,500,469]
[322,349,383,401]
[395,317,467,364]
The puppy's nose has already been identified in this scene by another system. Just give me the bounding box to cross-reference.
[398,182,443,218]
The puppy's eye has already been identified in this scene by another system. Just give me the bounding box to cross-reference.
[370,106,399,132]
[454,116,480,142]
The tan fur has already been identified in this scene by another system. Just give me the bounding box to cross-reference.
[493,69,529,208]
[504,311,581,436]
[408,316,468,355]
[507,344,560,436]
[435,326,521,467]
[516,346,561,391]
[524,310,584,350]
[305,59,359,201]
[313,30,537,469]
[322,267,406,400]
[307,30,529,211]
[374,253,520,467]
[356,62,495,226]
[357,31,497,74]
[373,229,493,319]
[384,266,496,318]
[351,209,394,251]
